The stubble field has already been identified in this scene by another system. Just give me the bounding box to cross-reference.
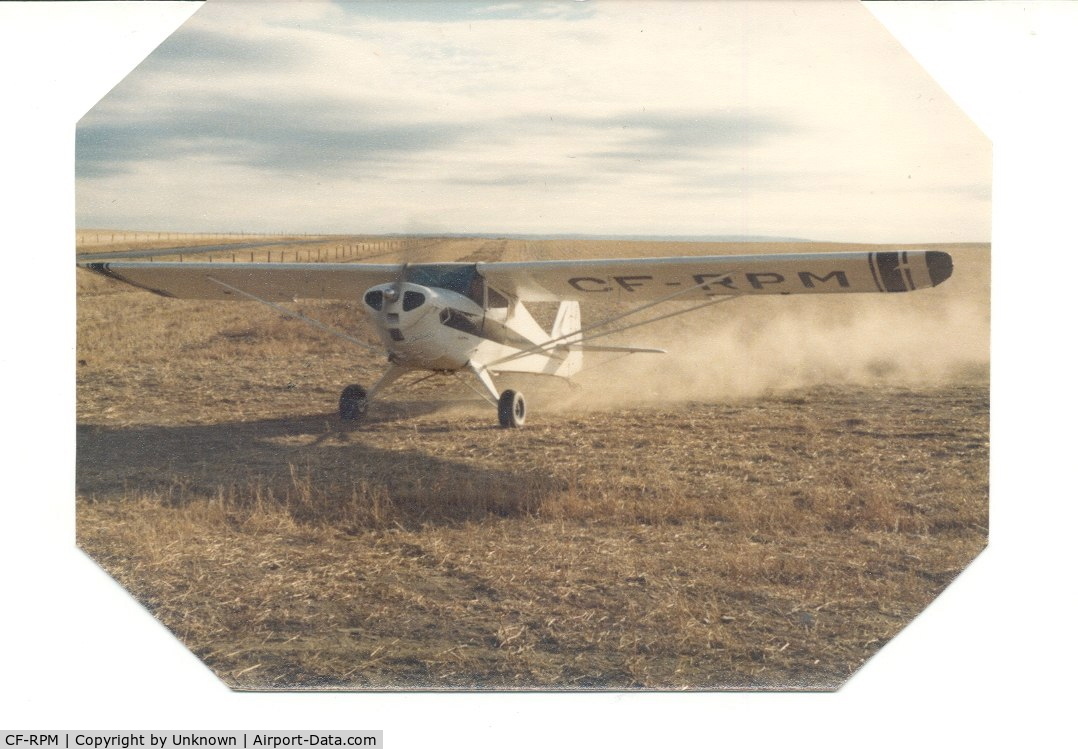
[76,235,989,690]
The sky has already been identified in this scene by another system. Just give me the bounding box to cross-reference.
[76,0,991,242]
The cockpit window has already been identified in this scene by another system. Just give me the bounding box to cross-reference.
[405,264,483,306]
[364,289,383,311]
[403,290,426,311]
[487,287,510,309]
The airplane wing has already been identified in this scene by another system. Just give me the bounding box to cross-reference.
[80,250,952,304]
[478,250,953,302]
[78,261,400,301]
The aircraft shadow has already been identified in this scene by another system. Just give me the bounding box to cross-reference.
[76,408,564,530]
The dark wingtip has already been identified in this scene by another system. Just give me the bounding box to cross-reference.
[79,261,111,276]
[926,251,953,286]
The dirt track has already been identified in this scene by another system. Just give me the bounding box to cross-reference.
[76,236,989,690]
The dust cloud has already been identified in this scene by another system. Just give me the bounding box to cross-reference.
[546,258,989,409]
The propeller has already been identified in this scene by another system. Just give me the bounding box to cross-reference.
[386,235,428,302]
[384,261,408,304]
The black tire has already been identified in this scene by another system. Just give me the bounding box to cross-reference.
[497,389,526,428]
[339,384,368,421]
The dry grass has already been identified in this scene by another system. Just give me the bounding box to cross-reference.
[76,235,989,690]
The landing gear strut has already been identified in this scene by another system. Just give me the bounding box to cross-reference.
[498,389,526,428]
[339,384,368,421]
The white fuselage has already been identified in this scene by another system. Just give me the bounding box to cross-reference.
[362,282,484,370]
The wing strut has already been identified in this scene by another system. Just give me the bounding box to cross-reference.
[569,294,743,348]
[203,276,382,354]
[463,362,501,406]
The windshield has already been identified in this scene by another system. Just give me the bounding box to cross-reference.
[405,264,483,305]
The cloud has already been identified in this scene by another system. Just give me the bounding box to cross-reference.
[446,169,596,189]
[78,93,476,178]
[138,26,300,73]
[79,92,788,184]
[570,111,793,163]
[333,0,596,24]
[74,0,992,241]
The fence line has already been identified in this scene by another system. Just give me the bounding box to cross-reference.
[79,234,426,264]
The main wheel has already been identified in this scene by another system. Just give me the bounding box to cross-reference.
[339,384,368,421]
[497,389,526,428]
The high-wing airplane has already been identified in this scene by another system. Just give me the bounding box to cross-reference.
[79,249,952,427]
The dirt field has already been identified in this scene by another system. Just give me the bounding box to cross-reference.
[76,235,989,690]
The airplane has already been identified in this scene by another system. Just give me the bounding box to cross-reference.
[79,248,952,428]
